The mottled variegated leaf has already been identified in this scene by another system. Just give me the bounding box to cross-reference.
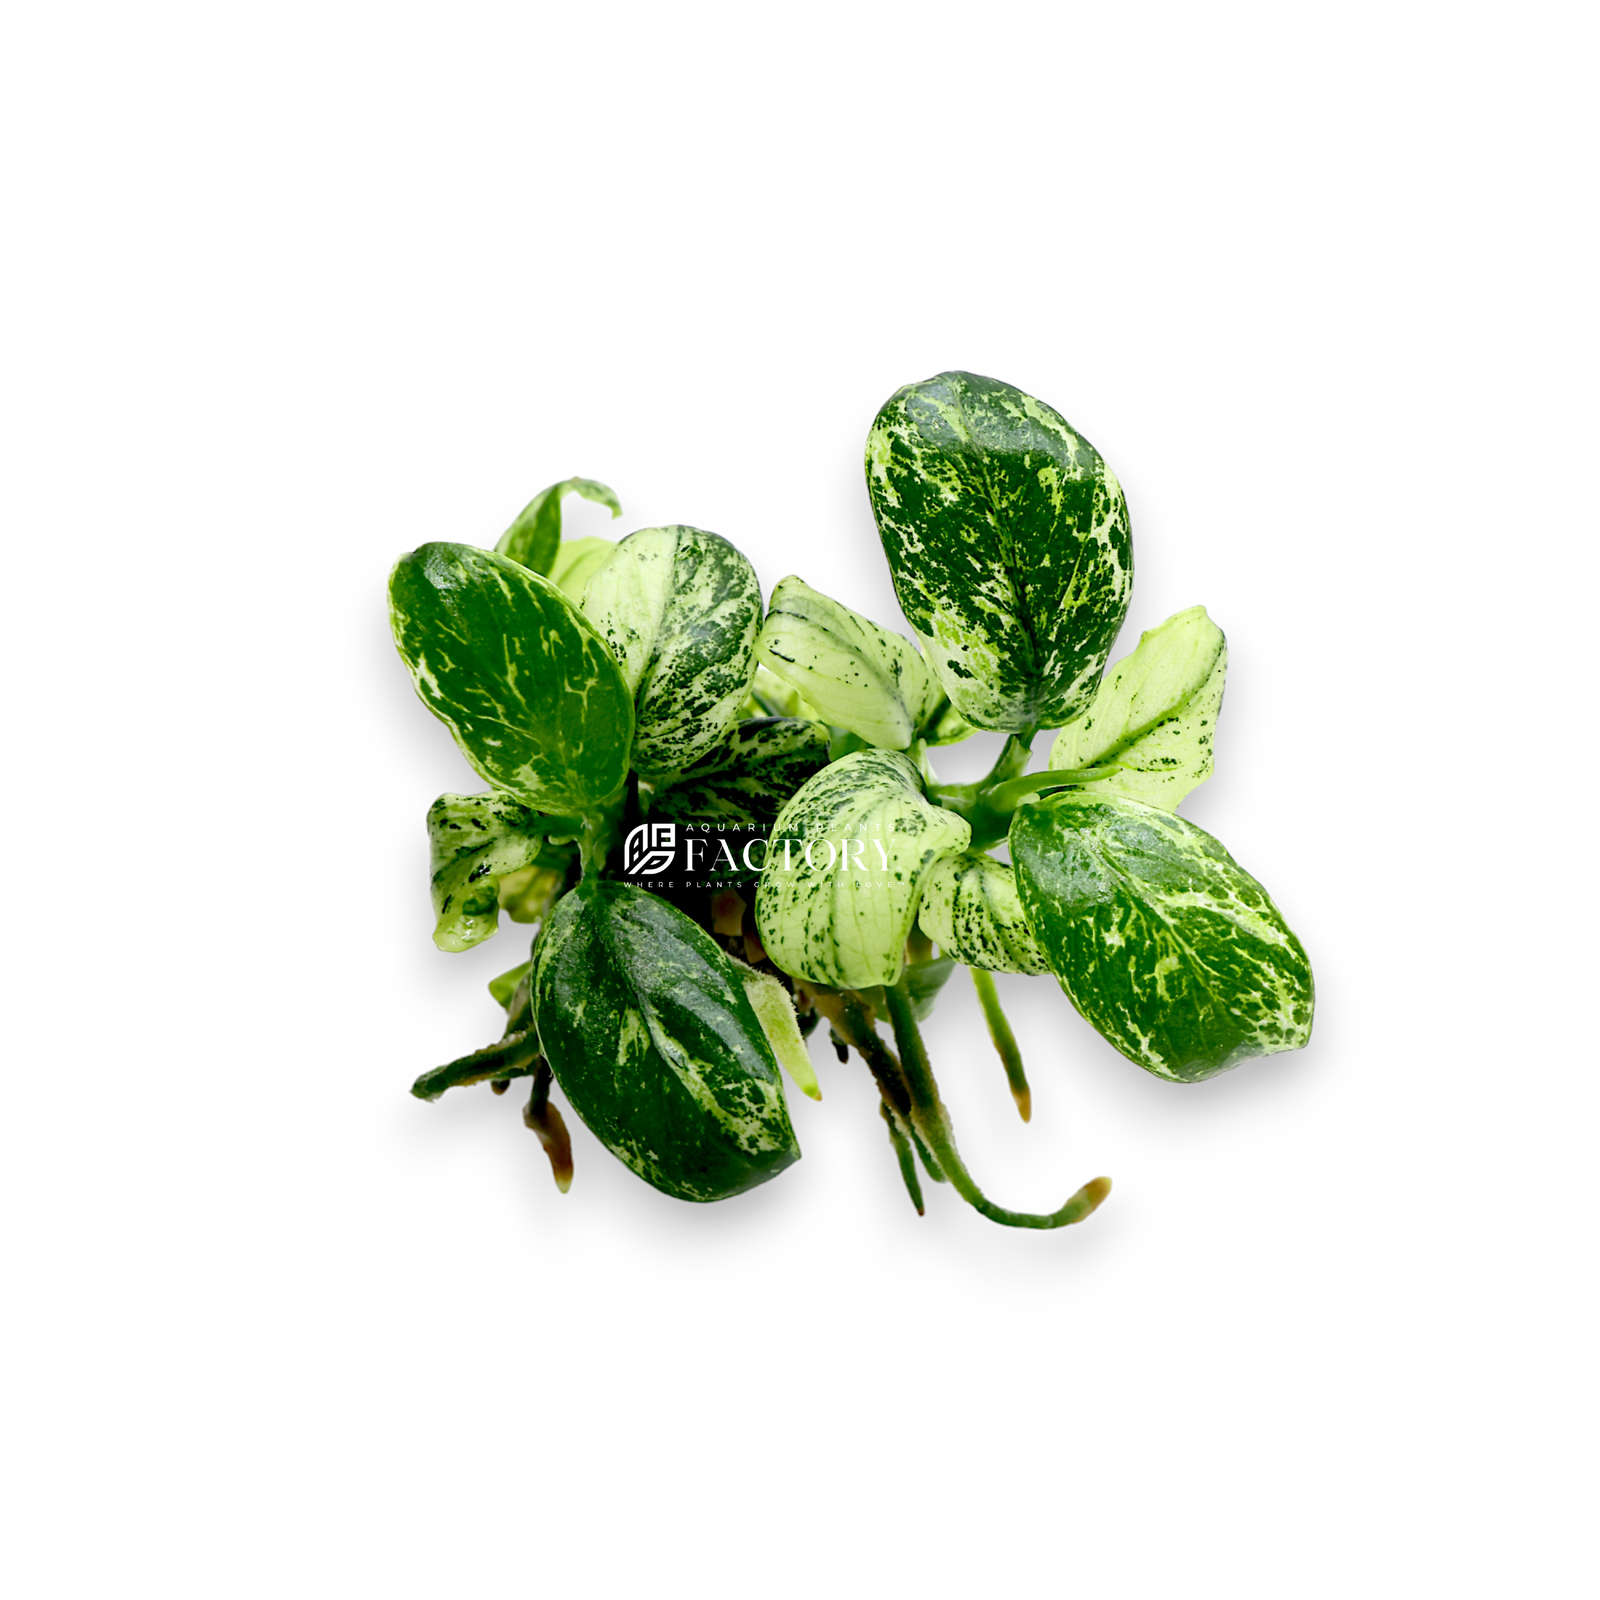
[533,879,800,1202]
[581,525,762,777]
[496,477,621,576]
[389,544,634,813]
[427,792,571,952]
[649,717,831,826]
[918,851,1048,975]
[865,370,1133,732]
[1010,793,1313,1082]
[547,535,617,604]
[755,749,971,990]
[756,576,942,750]
[1050,606,1226,810]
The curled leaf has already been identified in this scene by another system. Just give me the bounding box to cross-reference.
[1049,605,1226,810]
[648,717,831,826]
[755,749,970,990]
[917,851,1049,974]
[496,477,621,576]
[756,575,941,750]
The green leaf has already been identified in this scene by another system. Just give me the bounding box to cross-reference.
[533,880,801,1202]
[1049,605,1226,810]
[389,543,634,813]
[865,370,1133,732]
[496,862,569,924]
[427,792,577,952]
[488,959,532,1010]
[923,694,976,746]
[755,575,941,751]
[546,535,618,604]
[754,749,971,990]
[917,851,1048,974]
[648,717,831,826]
[1010,793,1314,1082]
[495,477,621,576]
[742,663,821,722]
[903,953,958,1021]
[581,525,762,777]
[735,962,822,1100]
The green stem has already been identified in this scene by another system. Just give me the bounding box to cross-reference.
[879,1101,925,1215]
[882,979,1110,1231]
[411,1030,542,1100]
[983,763,1122,812]
[971,967,1031,1122]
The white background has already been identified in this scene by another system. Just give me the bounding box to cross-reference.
[4,3,1595,1595]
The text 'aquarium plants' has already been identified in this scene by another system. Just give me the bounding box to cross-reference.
[388,371,1315,1230]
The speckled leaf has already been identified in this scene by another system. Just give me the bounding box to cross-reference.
[495,477,621,576]
[581,525,762,777]
[755,576,942,750]
[1011,793,1313,1082]
[755,749,971,990]
[389,543,633,813]
[649,717,831,826]
[918,851,1049,975]
[865,370,1133,732]
[546,535,618,604]
[427,792,575,952]
[1050,606,1226,810]
[533,879,800,1203]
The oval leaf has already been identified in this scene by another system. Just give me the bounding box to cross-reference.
[581,525,762,777]
[427,792,576,952]
[1050,605,1226,810]
[648,716,831,826]
[918,851,1049,974]
[390,544,634,813]
[496,477,621,576]
[865,370,1133,732]
[755,749,971,990]
[756,575,941,750]
[533,879,801,1202]
[1010,793,1314,1081]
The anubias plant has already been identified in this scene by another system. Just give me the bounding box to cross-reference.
[390,372,1314,1229]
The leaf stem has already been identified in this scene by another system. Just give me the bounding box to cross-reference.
[523,1060,574,1192]
[971,967,1031,1122]
[879,1101,925,1215]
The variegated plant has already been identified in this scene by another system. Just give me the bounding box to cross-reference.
[390,371,1314,1230]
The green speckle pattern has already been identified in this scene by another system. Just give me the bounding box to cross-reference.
[649,716,831,826]
[389,543,634,814]
[865,370,1133,732]
[533,880,800,1202]
[756,575,942,750]
[426,792,565,952]
[1011,793,1313,1082]
[755,749,971,990]
[918,851,1049,975]
[582,526,762,777]
[496,477,621,577]
[1050,605,1226,810]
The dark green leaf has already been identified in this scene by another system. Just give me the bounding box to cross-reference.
[581,526,762,777]
[648,717,830,826]
[389,543,634,813]
[1010,793,1314,1082]
[495,477,621,576]
[865,370,1133,732]
[533,880,800,1203]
